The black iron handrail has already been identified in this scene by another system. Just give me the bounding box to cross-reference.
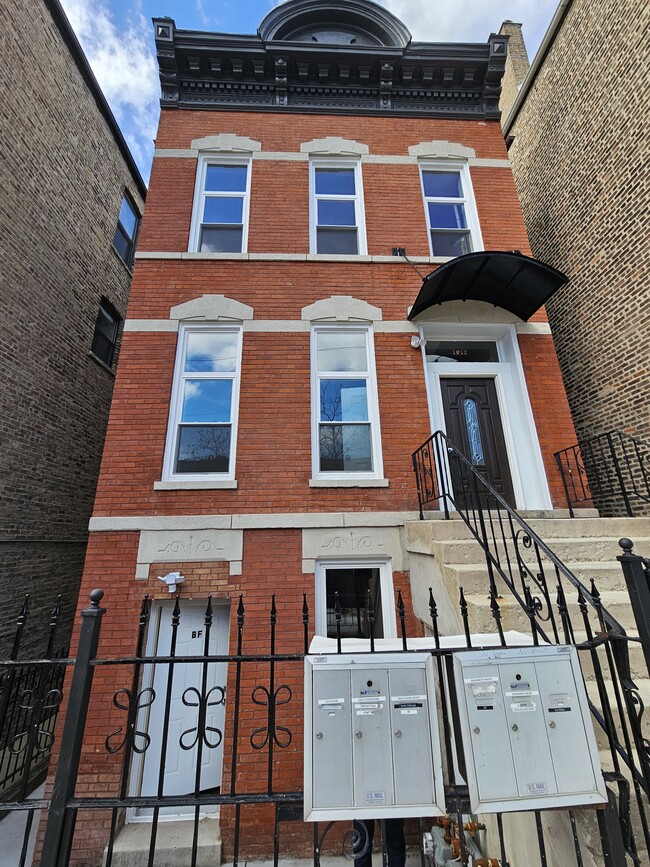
[554,429,650,517]
[412,430,624,641]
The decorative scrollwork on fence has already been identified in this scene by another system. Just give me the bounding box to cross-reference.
[179,685,225,750]
[419,446,436,501]
[8,688,63,756]
[250,685,292,750]
[315,819,371,867]
[514,530,553,623]
[105,687,155,755]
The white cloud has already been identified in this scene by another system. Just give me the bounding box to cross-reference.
[60,0,160,181]
[381,0,557,56]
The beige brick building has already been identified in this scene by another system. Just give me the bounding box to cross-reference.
[0,0,146,653]
[500,0,650,515]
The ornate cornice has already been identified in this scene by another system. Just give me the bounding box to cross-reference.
[152,2,507,121]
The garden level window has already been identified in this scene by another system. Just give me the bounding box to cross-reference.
[190,159,250,253]
[113,193,139,267]
[310,162,366,255]
[312,327,382,479]
[163,326,242,479]
[420,166,479,257]
[315,562,396,639]
[90,300,121,367]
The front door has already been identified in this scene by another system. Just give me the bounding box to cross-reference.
[134,600,230,819]
[440,377,516,506]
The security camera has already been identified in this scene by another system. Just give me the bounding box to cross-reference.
[158,571,185,593]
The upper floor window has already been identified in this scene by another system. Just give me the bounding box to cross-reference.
[419,164,481,258]
[310,161,366,255]
[311,326,382,479]
[163,325,243,480]
[189,157,251,253]
[90,299,121,368]
[113,192,139,267]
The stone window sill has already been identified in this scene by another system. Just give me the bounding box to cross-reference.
[88,351,116,376]
[154,480,238,490]
[309,478,389,488]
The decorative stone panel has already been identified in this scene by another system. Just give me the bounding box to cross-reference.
[301,526,404,573]
[300,136,369,155]
[190,133,262,152]
[135,529,244,578]
[170,294,254,321]
[301,295,382,322]
[408,140,476,159]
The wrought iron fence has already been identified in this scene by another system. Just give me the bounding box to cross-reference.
[0,596,67,803]
[2,558,650,866]
[553,430,650,517]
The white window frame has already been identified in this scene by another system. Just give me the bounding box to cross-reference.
[315,559,397,639]
[309,159,367,255]
[310,324,383,481]
[162,323,243,482]
[188,154,252,253]
[418,160,483,258]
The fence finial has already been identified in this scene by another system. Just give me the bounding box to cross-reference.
[89,589,104,607]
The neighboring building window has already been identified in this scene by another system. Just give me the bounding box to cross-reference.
[419,164,481,257]
[163,325,242,479]
[311,326,382,478]
[90,300,121,367]
[310,161,366,254]
[315,561,396,639]
[113,192,139,267]
[189,157,251,253]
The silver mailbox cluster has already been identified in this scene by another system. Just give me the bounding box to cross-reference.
[304,653,445,821]
[304,645,606,821]
[453,645,607,813]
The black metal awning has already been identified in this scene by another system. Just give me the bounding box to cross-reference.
[408,251,568,321]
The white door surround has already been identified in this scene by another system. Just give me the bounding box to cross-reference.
[419,322,552,511]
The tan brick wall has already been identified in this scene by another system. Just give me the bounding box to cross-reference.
[506,0,650,455]
[498,22,530,120]
[0,0,144,651]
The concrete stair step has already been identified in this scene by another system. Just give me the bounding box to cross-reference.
[448,561,631,597]
[462,590,639,634]
[104,817,221,867]
[574,630,648,682]
[409,515,650,544]
[589,678,650,748]
[434,537,650,566]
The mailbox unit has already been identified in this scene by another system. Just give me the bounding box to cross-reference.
[453,645,607,813]
[304,653,446,821]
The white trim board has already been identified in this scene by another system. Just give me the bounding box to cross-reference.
[89,511,421,532]
[154,149,511,169]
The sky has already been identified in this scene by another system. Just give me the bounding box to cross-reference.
[59,0,559,183]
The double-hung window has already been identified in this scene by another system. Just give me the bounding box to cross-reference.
[312,326,382,479]
[163,325,242,480]
[420,163,481,257]
[113,192,140,267]
[189,157,251,253]
[90,299,121,368]
[310,161,366,254]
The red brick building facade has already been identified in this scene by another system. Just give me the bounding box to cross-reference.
[65,2,578,862]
